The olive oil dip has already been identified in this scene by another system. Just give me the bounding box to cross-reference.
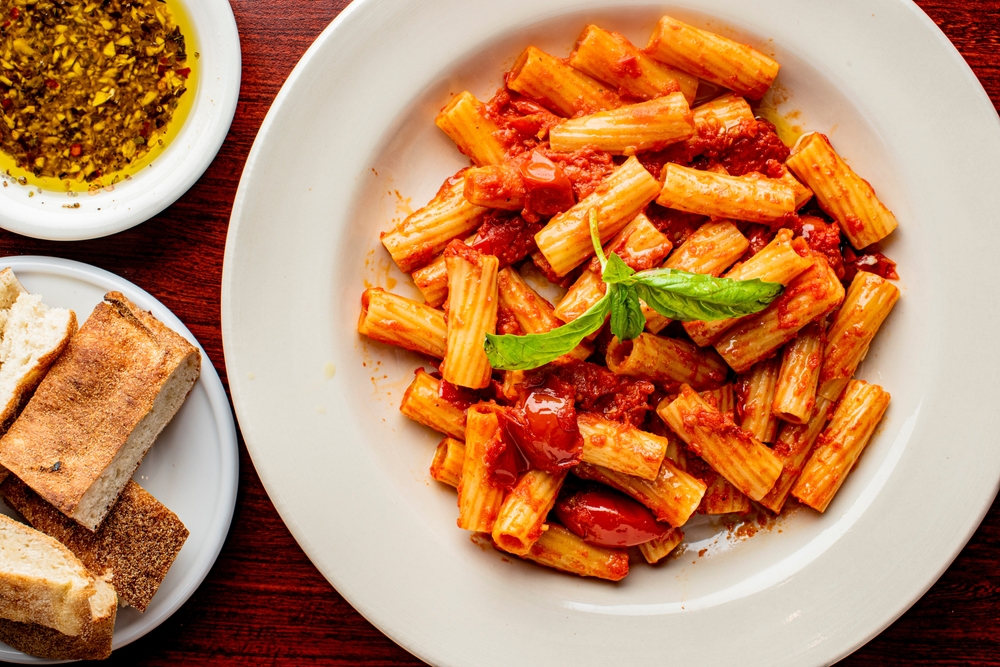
[0,0,195,191]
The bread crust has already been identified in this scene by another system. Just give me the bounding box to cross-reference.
[0,574,116,660]
[0,292,201,531]
[2,477,188,612]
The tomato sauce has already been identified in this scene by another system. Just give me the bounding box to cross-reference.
[795,216,846,279]
[842,247,899,283]
[555,489,670,547]
[484,89,563,156]
[540,146,615,200]
[471,211,542,268]
[483,418,530,490]
[644,204,705,247]
[545,360,656,427]
[714,120,790,176]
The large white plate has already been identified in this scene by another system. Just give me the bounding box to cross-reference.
[0,0,241,241]
[0,257,239,664]
[222,1,1000,665]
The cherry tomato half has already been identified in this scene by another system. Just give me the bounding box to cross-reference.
[555,489,669,547]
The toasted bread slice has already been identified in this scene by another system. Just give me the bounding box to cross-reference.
[0,571,115,660]
[0,514,115,641]
[0,292,200,531]
[2,477,188,611]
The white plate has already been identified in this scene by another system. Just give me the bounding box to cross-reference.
[0,257,238,664]
[0,0,241,241]
[222,1,1000,665]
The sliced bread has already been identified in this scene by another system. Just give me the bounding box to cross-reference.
[0,570,115,660]
[0,291,200,531]
[0,291,77,432]
[2,476,188,612]
[0,514,115,640]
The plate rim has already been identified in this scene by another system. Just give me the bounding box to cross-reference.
[0,255,239,664]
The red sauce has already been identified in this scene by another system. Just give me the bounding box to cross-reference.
[842,247,899,283]
[484,89,563,156]
[540,147,615,200]
[739,224,776,261]
[644,204,705,247]
[610,54,642,79]
[506,375,583,472]
[546,361,655,427]
[471,211,542,268]
[443,238,485,265]
[796,216,845,280]
[555,489,670,547]
[438,379,480,410]
[715,120,790,176]
[518,151,576,217]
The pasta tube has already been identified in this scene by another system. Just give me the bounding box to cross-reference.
[523,524,629,581]
[534,156,661,277]
[758,398,832,514]
[714,257,845,373]
[435,91,507,167]
[578,413,669,481]
[606,333,728,391]
[440,244,499,389]
[573,460,706,528]
[658,386,782,502]
[638,528,685,564]
[457,407,506,532]
[646,15,780,100]
[785,132,899,249]
[772,320,825,424]
[657,163,797,224]
[569,25,698,103]
[817,272,900,402]
[430,437,466,488]
[792,382,891,512]
[381,173,486,273]
[358,288,447,359]
[492,470,566,555]
[549,93,695,154]
[400,370,466,440]
[508,46,622,117]
[683,229,812,345]
[738,357,781,443]
[498,267,591,361]
[688,93,756,151]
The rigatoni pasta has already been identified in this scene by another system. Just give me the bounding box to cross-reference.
[786,132,899,249]
[363,14,902,583]
[792,382,891,512]
[646,15,780,100]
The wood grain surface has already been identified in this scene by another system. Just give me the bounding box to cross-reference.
[2,1,993,665]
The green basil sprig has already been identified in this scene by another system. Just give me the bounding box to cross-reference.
[483,210,783,371]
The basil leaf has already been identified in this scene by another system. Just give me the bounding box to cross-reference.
[632,269,783,321]
[609,283,645,341]
[602,252,635,285]
[484,294,611,371]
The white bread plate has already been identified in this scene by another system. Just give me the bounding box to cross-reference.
[0,256,237,664]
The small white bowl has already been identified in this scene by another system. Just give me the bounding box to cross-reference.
[0,0,241,241]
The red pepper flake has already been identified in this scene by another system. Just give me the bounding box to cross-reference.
[9,7,19,19]
[157,64,168,76]
[45,79,59,89]
[1,99,11,112]
[70,144,82,157]
[175,67,191,79]
[1,20,10,29]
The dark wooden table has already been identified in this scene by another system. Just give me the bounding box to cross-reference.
[5,1,992,664]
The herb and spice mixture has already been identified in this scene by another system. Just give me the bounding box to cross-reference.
[0,0,191,184]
